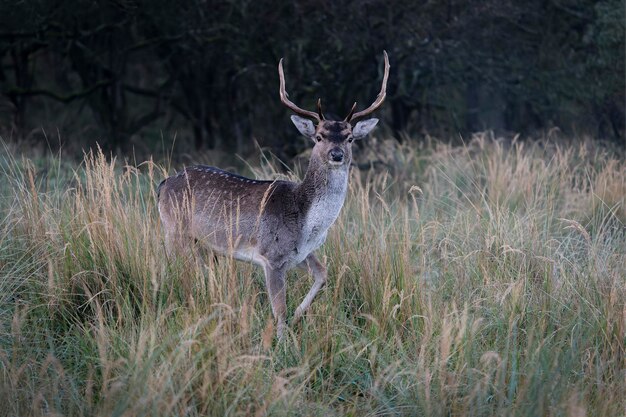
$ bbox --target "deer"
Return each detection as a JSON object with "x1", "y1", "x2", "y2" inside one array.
[{"x1": 157, "y1": 51, "x2": 389, "y2": 339}]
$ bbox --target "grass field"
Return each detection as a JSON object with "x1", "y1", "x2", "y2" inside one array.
[{"x1": 0, "y1": 134, "x2": 624, "y2": 416}]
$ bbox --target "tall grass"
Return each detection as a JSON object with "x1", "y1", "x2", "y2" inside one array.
[{"x1": 0, "y1": 135, "x2": 624, "y2": 416}]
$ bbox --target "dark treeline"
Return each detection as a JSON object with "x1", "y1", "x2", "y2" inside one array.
[{"x1": 0, "y1": 0, "x2": 624, "y2": 157}]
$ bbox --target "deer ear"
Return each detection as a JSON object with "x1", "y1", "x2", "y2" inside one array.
[
  {"x1": 291, "y1": 115, "x2": 316, "y2": 139},
  {"x1": 352, "y1": 118, "x2": 378, "y2": 139}
]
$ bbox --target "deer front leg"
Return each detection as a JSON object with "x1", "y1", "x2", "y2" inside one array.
[
  {"x1": 264, "y1": 265, "x2": 287, "y2": 339},
  {"x1": 293, "y1": 253, "x2": 327, "y2": 322}
]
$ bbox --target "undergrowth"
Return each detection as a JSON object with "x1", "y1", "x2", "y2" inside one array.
[{"x1": 0, "y1": 134, "x2": 624, "y2": 416}]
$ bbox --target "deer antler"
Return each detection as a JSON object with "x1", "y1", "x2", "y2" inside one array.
[
  {"x1": 316, "y1": 98, "x2": 325, "y2": 120},
  {"x1": 345, "y1": 51, "x2": 390, "y2": 122},
  {"x1": 279, "y1": 58, "x2": 321, "y2": 121},
  {"x1": 344, "y1": 102, "x2": 357, "y2": 122}
]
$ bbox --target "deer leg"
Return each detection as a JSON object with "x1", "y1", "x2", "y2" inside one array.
[
  {"x1": 163, "y1": 227, "x2": 184, "y2": 258},
  {"x1": 264, "y1": 265, "x2": 287, "y2": 339},
  {"x1": 293, "y1": 253, "x2": 327, "y2": 322},
  {"x1": 161, "y1": 207, "x2": 191, "y2": 259},
  {"x1": 164, "y1": 224, "x2": 197, "y2": 262}
]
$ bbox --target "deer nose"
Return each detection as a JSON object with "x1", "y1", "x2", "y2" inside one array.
[{"x1": 329, "y1": 148, "x2": 344, "y2": 163}]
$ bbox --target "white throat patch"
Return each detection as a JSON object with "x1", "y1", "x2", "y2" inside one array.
[{"x1": 296, "y1": 169, "x2": 348, "y2": 263}]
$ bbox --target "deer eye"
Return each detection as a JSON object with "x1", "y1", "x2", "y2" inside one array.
[
  {"x1": 315, "y1": 135, "x2": 323, "y2": 142},
  {"x1": 347, "y1": 136, "x2": 354, "y2": 143}
]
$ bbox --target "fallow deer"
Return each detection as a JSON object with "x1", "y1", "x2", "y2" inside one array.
[{"x1": 157, "y1": 52, "x2": 389, "y2": 338}]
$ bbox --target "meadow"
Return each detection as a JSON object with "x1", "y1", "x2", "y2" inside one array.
[{"x1": 0, "y1": 134, "x2": 624, "y2": 416}]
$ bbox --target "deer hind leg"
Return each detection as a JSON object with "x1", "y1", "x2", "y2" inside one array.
[
  {"x1": 163, "y1": 218, "x2": 191, "y2": 259},
  {"x1": 263, "y1": 265, "x2": 287, "y2": 339},
  {"x1": 293, "y1": 253, "x2": 327, "y2": 322},
  {"x1": 161, "y1": 200, "x2": 193, "y2": 259}
]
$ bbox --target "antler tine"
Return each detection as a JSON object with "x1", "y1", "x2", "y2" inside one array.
[
  {"x1": 278, "y1": 58, "x2": 320, "y2": 121},
  {"x1": 317, "y1": 98, "x2": 325, "y2": 120},
  {"x1": 343, "y1": 102, "x2": 357, "y2": 122},
  {"x1": 345, "y1": 50, "x2": 390, "y2": 122}
]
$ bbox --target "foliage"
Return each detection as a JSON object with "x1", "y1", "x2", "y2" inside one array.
[{"x1": 0, "y1": 0, "x2": 624, "y2": 155}]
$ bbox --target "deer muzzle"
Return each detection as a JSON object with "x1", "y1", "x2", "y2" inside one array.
[{"x1": 329, "y1": 148, "x2": 345, "y2": 164}]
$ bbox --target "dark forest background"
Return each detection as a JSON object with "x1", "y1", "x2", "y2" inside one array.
[{"x1": 0, "y1": 0, "x2": 624, "y2": 158}]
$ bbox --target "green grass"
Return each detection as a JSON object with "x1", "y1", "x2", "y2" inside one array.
[{"x1": 0, "y1": 135, "x2": 624, "y2": 416}]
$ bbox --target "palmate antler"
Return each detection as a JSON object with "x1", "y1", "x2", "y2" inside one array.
[{"x1": 279, "y1": 51, "x2": 390, "y2": 123}]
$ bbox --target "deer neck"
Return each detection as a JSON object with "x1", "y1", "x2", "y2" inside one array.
[{"x1": 297, "y1": 157, "x2": 349, "y2": 226}]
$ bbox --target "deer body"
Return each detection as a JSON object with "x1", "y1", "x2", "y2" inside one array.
[
  {"x1": 158, "y1": 53, "x2": 389, "y2": 338},
  {"x1": 159, "y1": 156, "x2": 348, "y2": 266}
]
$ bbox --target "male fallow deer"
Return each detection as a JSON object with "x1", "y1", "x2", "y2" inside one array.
[{"x1": 158, "y1": 52, "x2": 389, "y2": 338}]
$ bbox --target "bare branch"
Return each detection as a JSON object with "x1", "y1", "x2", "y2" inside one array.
[{"x1": 3, "y1": 79, "x2": 111, "y2": 103}]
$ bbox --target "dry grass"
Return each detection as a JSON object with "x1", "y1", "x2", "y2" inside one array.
[{"x1": 0, "y1": 134, "x2": 624, "y2": 416}]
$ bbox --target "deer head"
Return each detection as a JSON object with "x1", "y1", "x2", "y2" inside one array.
[{"x1": 279, "y1": 51, "x2": 390, "y2": 168}]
